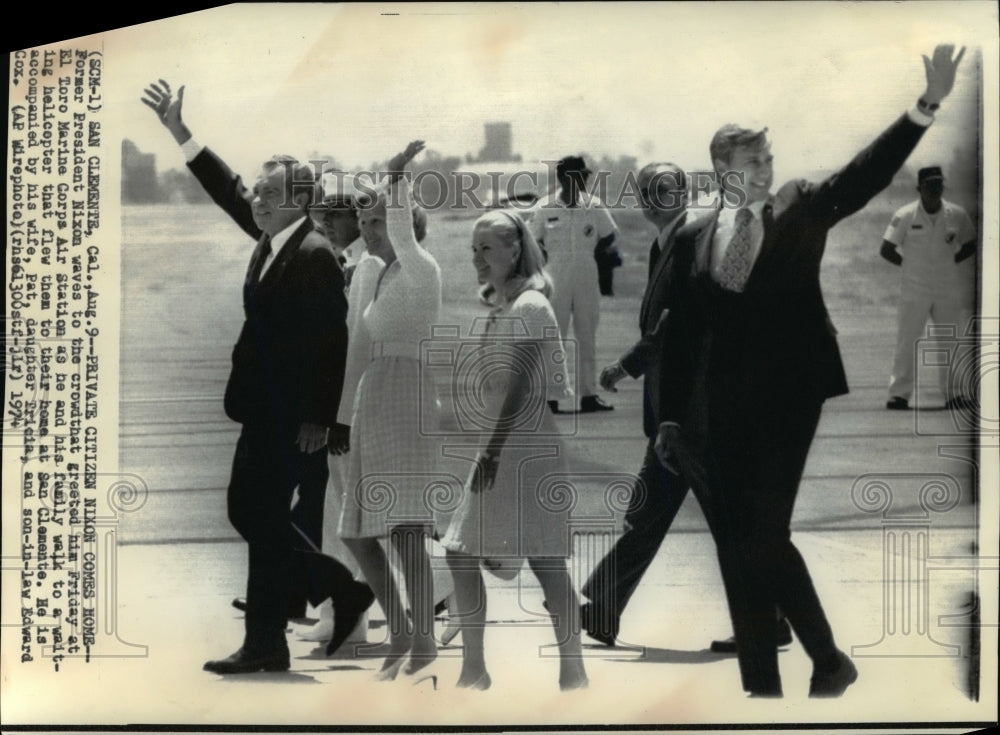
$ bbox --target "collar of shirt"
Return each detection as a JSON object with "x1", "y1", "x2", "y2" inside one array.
[
  {"x1": 916, "y1": 200, "x2": 946, "y2": 223},
  {"x1": 716, "y1": 197, "x2": 767, "y2": 230},
  {"x1": 656, "y1": 210, "x2": 687, "y2": 249},
  {"x1": 342, "y1": 238, "x2": 364, "y2": 268},
  {"x1": 260, "y1": 215, "x2": 307, "y2": 277},
  {"x1": 548, "y1": 190, "x2": 597, "y2": 210},
  {"x1": 710, "y1": 198, "x2": 767, "y2": 277}
]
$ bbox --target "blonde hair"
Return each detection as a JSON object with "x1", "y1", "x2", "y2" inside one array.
[
  {"x1": 475, "y1": 210, "x2": 553, "y2": 306},
  {"x1": 356, "y1": 179, "x2": 429, "y2": 243}
]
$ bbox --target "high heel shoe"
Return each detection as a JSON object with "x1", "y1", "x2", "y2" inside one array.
[
  {"x1": 374, "y1": 653, "x2": 407, "y2": 682},
  {"x1": 457, "y1": 672, "x2": 491, "y2": 691},
  {"x1": 403, "y1": 647, "x2": 438, "y2": 676},
  {"x1": 439, "y1": 616, "x2": 461, "y2": 646},
  {"x1": 412, "y1": 674, "x2": 438, "y2": 690},
  {"x1": 559, "y1": 674, "x2": 589, "y2": 691},
  {"x1": 438, "y1": 592, "x2": 461, "y2": 646}
]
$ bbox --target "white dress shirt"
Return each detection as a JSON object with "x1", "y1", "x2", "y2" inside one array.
[
  {"x1": 710, "y1": 198, "x2": 767, "y2": 283},
  {"x1": 181, "y1": 137, "x2": 304, "y2": 280},
  {"x1": 259, "y1": 216, "x2": 306, "y2": 279}
]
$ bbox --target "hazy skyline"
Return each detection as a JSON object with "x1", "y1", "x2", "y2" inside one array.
[
  {"x1": 7, "y1": 2, "x2": 997, "y2": 188},
  {"x1": 21, "y1": 3, "x2": 996, "y2": 183}
]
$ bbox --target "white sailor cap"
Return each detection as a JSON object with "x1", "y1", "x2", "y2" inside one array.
[{"x1": 320, "y1": 171, "x2": 362, "y2": 206}]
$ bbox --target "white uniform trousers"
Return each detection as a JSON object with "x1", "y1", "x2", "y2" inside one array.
[
  {"x1": 888, "y1": 290, "x2": 973, "y2": 402},
  {"x1": 549, "y1": 261, "x2": 600, "y2": 398}
]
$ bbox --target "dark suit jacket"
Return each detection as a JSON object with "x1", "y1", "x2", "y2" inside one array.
[
  {"x1": 662, "y1": 113, "x2": 927, "y2": 427},
  {"x1": 188, "y1": 148, "x2": 348, "y2": 430},
  {"x1": 619, "y1": 213, "x2": 687, "y2": 437}
]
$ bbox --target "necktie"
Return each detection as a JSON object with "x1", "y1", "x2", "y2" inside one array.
[
  {"x1": 251, "y1": 235, "x2": 273, "y2": 283},
  {"x1": 717, "y1": 208, "x2": 754, "y2": 292}
]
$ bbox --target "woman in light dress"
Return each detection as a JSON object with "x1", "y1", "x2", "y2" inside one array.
[
  {"x1": 440, "y1": 209, "x2": 589, "y2": 691},
  {"x1": 338, "y1": 142, "x2": 442, "y2": 680}
]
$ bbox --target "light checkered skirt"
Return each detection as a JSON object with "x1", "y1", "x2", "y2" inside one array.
[{"x1": 338, "y1": 356, "x2": 441, "y2": 538}]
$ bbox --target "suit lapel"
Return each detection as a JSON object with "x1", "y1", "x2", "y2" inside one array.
[
  {"x1": 693, "y1": 211, "x2": 719, "y2": 275},
  {"x1": 640, "y1": 213, "x2": 689, "y2": 325},
  {"x1": 256, "y1": 218, "x2": 313, "y2": 294},
  {"x1": 744, "y1": 196, "x2": 777, "y2": 294},
  {"x1": 639, "y1": 237, "x2": 661, "y2": 327},
  {"x1": 243, "y1": 233, "x2": 271, "y2": 306}
]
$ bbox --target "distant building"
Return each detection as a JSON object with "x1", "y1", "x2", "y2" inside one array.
[
  {"x1": 473, "y1": 122, "x2": 521, "y2": 164},
  {"x1": 122, "y1": 139, "x2": 159, "y2": 203},
  {"x1": 452, "y1": 122, "x2": 540, "y2": 207},
  {"x1": 452, "y1": 160, "x2": 551, "y2": 208}
]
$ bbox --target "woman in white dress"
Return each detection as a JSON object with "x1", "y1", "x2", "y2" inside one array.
[
  {"x1": 441, "y1": 210, "x2": 588, "y2": 691},
  {"x1": 338, "y1": 143, "x2": 443, "y2": 679}
]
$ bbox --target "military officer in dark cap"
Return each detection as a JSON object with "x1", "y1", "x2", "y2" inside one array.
[{"x1": 881, "y1": 165, "x2": 977, "y2": 410}]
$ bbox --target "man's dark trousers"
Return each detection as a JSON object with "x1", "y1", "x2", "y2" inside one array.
[{"x1": 581, "y1": 443, "x2": 688, "y2": 638}]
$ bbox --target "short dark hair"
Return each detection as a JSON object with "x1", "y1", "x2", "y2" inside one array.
[
  {"x1": 557, "y1": 155, "x2": 591, "y2": 178},
  {"x1": 261, "y1": 155, "x2": 321, "y2": 210},
  {"x1": 709, "y1": 124, "x2": 769, "y2": 168},
  {"x1": 637, "y1": 162, "x2": 687, "y2": 191}
]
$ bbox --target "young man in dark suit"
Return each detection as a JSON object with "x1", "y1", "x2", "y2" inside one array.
[
  {"x1": 583, "y1": 163, "x2": 790, "y2": 650},
  {"x1": 142, "y1": 81, "x2": 373, "y2": 672},
  {"x1": 655, "y1": 45, "x2": 965, "y2": 697}
]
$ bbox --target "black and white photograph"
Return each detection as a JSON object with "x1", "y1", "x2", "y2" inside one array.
[{"x1": 3, "y1": 2, "x2": 998, "y2": 731}]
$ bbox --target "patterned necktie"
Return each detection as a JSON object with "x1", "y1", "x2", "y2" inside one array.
[{"x1": 717, "y1": 207, "x2": 754, "y2": 292}]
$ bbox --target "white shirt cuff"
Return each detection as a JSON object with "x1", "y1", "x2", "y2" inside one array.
[
  {"x1": 180, "y1": 137, "x2": 204, "y2": 162},
  {"x1": 907, "y1": 107, "x2": 934, "y2": 127}
]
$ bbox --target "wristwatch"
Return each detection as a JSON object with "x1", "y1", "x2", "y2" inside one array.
[{"x1": 917, "y1": 97, "x2": 940, "y2": 115}]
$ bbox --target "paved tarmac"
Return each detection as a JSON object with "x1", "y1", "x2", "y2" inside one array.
[
  {"x1": 111, "y1": 312, "x2": 994, "y2": 728},
  {"x1": 8, "y1": 209, "x2": 993, "y2": 731}
]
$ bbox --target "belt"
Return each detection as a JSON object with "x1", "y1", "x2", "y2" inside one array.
[{"x1": 370, "y1": 340, "x2": 420, "y2": 360}]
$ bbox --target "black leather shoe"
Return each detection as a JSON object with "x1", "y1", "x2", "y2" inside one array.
[
  {"x1": 326, "y1": 581, "x2": 376, "y2": 655},
  {"x1": 809, "y1": 650, "x2": 858, "y2": 697},
  {"x1": 230, "y1": 596, "x2": 307, "y2": 620},
  {"x1": 547, "y1": 400, "x2": 560, "y2": 414},
  {"x1": 885, "y1": 396, "x2": 910, "y2": 410},
  {"x1": 747, "y1": 689, "x2": 783, "y2": 698},
  {"x1": 203, "y1": 645, "x2": 290, "y2": 674},
  {"x1": 580, "y1": 602, "x2": 617, "y2": 647},
  {"x1": 709, "y1": 635, "x2": 737, "y2": 653},
  {"x1": 945, "y1": 395, "x2": 976, "y2": 411},
  {"x1": 580, "y1": 395, "x2": 614, "y2": 413},
  {"x1": 710, "y1": 618, "x2": 793, "y2": 653}
]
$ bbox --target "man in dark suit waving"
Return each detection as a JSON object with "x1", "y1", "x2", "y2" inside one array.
[
  {"x1": 656, "y1": 45, "x2": 965, "y2": 697},
  {"x1": 142, "y1": 81, "x2": 368, "y2": 673}
]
